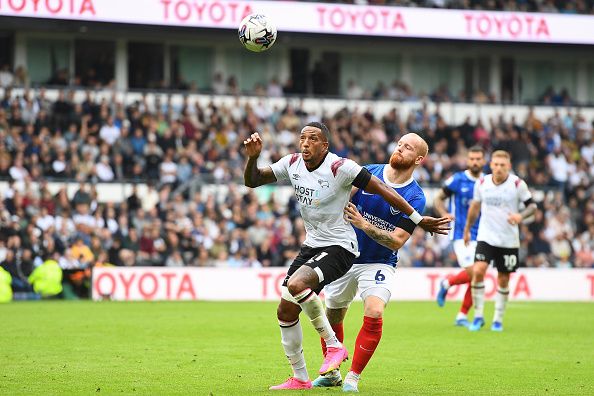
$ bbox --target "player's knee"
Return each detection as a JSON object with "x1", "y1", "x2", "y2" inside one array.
[
  {"x1": 326, "y1": 308, "x2": 346, "y2": 325},
  {"x1": 364, "y1": 306, "x2": 384, "y2": 319},
  {"x1": 276, "y1": 303, "x2": 298, "y2": 322},
  {"x1": 286, "y1": 279, "x2": 306, "y2": 296}
]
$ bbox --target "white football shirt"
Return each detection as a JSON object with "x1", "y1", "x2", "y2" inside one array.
[
  {"x1": 270, "y1": 152, "x2": 362, "y2": 256},
  {"x1": 473, "y1": 174, "x2": 532, "y2": 248}
]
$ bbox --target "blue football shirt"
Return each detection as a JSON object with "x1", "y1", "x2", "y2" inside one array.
[
  {"x1": 351, "y1": 164, "x2": 426, "y2": 267},
  {"x1": 443, "y1": 170, "x2": 481, "y2": 240}
]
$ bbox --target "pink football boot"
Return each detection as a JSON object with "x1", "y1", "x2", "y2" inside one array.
[
  {"x1": 319, "y1": 345, "x2": 348, "y2": 375},
  {"x1": 269, "y1": 377, "x2": 313, "y2": 390}
]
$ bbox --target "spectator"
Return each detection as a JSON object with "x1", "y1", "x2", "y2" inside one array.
[
  {"x1": 0, "y1": 64, "x2": 14, "y2": 88},
  {"x1": 99, "y1": 116, "x2": 121, "y2": 145}
]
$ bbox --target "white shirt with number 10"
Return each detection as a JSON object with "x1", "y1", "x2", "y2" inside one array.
[
  {"x1": 270, "y1": 152, "x2": 362, "y2": 256},
  {"x1": 473, "y1": 174, "x2": 532, "y2": 248}
]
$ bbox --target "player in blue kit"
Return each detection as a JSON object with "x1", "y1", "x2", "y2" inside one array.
[
  {"x1": 312, "y1": 133, "x2": 429, "y2": 392},
  {"x1": 434, "y1": 146, "x2": 486, "y2": 326}
]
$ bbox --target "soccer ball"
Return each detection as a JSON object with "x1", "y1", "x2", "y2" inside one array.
[{"x1": 238, "y1": 14, "x2": 277, "y2": 53}]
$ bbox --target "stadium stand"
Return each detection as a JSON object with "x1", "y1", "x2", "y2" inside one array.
[{"x1": 0, "y1": 84, "x2": 592, "y2": 300}]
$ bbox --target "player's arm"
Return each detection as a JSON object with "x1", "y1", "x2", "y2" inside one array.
[
  {"x1": 243, "y1": 132, "x2": 277, "y2": 188},
  {"x1": 508, "y1": 180, "x2": 536, "y2": 225},
  {"x1": 343, "y1": 203, "x2": 412, "y2": 250},
  {"x1": 508, "y1": 199, "x2": 537, "y2": 225},
  {"x1": 463, "y1": 200, "x2": 481, "y2": 245},
  {"x1": 361, "y1": 174, "x2": 450, "y2": 235},
  {"x1": 433, "y1": 188, "x2": 455, "y2": 221}
]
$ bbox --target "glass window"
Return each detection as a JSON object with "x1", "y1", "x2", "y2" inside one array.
[
  {"x1": 170, "y1": 45, "x2": 213, "y2": 91},
  {"x1": 223, "y1": 48, "x2": 282, "y2": 94},
  {"x1": 27, "y1": 38, "x2": 71, "y2": 86},
  {"x1": 340, "y1": 52, "x2": 401, "y2": 98},
  {"x1": 128, "y1": 42, "x2": 164, "y2": 89},
  {"x1": 74, "y1": 39, "x2": 115, "y2": 88},
  {"x1": 518, "y1": 60, "x2": 576, "y2": 104},
  {"x1": 410, "y1": 56, "x2": 463, "y2": 101},
  {"x1": 589, "y1": 65, "x2": 594, "y2": 105}
]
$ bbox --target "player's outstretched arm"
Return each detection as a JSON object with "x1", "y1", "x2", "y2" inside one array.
[
  {"x1": 243, "y1": 132, "x2": 277, "y2": 188},
  {"x1": 344, "y1": 203, "x2": 411, "y2": 250},
  {"x1": 463, "y1": 200, "x2": 481, "y2": 244},
  {"x1": 363, "y1": 175, "x2": 450, "y2": 235}
]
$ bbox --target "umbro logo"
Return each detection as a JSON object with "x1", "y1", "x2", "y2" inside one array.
[
  {"x1": 390, "y1": 207, "x2": 400, "y2": 216},
  {"x1": 292, "y1": 174, "x2": 300, "y2": 180}
]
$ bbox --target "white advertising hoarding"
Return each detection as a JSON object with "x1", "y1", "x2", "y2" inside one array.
[
  {"x1": 92, "y1": 267, "x2": 594, "y2": 302},
  {"x1": 1, "y1": 0, "x2": 594, "y2": 44}
]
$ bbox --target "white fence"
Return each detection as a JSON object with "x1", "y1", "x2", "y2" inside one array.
[{"x1": 91, "y1": 267, "x2": 594, "y2": 302}]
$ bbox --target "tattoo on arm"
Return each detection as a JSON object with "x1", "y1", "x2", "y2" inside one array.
[
  {"x1": 363, "y1": 223, "x2": 399, "y2": 251},
  {"x1": 520, "y1": 203, "x2": 537, "y2": 219}
]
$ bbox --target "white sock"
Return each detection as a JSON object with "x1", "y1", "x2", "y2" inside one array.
[
  {"x1": 345, "y1": 371, "x2": 360, "y2": 384},
  {"x1": 471, "y1": 282, "x2": 485, "y2": 318},
  {"x1": 279, "y1": 318, "x2": 309, "y2": 381},
  {"x1": 455, "y1": 312, "x2": 468, "y2": 321},
  {"x1": 293, "y1": 288, "x2": 341, "y2": 348},
  {"x1": 493, "y1": 287, "x2": 509, "y2": 323}
]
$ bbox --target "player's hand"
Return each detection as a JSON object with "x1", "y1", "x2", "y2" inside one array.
[
  {"x1": 343, "y1": 202, "x2": 366, "y2": 229},
  {"x1": 507, "y1": 213, "x2": 522, "y2": 226},
  {"x1": 418, "y1": 216, "x2": 451, "y2": 235},
  {"x1": 243, "y1": 132, "x2": 263, "y2": 158},
  {"x1": 444, "y1": 213, "x2": 455, "y2": 222},
  {"x1": 463, "y1": 230, "x2": 470, "y2": 246}
]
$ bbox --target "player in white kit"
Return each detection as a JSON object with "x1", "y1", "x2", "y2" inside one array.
[
  {"x1": 463, "y1": 150, "x2": 536, "y2": 332},
  {"x1": 243, "y1": 122, "x2": 450, "y2": 390}
]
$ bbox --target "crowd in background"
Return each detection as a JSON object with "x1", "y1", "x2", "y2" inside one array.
[
  {"x1": 313, "y1": 0, "x2": 594, "y2": 14},
  {"x1": 0, "y1": 88, "x2": 593, "y2": 296}
]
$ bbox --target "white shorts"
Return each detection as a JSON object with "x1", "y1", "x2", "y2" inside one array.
[
  {"x1": 324, "y1": 264, "x2": 396, "y2": 309},
  {"x1": 453, "y1": 239, "x2": 477, "y2": 269}
]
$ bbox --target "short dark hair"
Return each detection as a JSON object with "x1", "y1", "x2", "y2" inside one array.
[
  {"x1": 469, "y1": 145, "x2": 485, "y2": 156},
  {"x1": 305, "y1": 121, "x2": 331, "y2": 142}
]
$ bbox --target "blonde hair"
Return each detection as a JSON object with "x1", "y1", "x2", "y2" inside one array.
[{"x1": 491, "y1": 150, "x2": 511, "y2": 160}]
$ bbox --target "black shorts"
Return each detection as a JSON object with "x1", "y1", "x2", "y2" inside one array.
[
  {"x1": 282, "y1": 245, "x2": 356, "y2": 294},
  {"x1": 474, "y1": 241, "x2": 519, "y2": 273}
]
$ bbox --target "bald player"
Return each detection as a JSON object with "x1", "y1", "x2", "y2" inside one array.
[{"x1": 313, "y1": 133, "x2": 430, "y2": 392}]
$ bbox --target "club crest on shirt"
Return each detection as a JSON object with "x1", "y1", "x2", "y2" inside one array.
[{"x1": 318, "y1": 179, "x2": 330, "y2": 188}]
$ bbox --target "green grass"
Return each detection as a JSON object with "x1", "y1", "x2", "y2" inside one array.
[{"x1": 1, "y1": 301, "x2": 593, "y2": 395}]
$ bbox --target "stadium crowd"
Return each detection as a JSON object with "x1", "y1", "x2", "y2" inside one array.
[{"x1": 0, "y1": 88, "x2": 593, "y2": 297}]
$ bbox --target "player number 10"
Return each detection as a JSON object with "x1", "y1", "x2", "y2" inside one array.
[{"x1": 503, "y1": 254, "x2": 517, "y2": 270}]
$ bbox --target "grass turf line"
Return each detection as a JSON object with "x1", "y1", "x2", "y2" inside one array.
[{"x1": 1, "y1": 301, "x2": 593, "y2": 395}]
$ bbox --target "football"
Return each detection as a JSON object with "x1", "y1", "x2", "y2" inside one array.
[{"x1": 238, "y1": 14, "x2": 277, "y2": 53}]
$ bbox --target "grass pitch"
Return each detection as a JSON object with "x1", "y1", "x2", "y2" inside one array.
[{"x1": 1, "y1": 300, "x2": 593, "y2": 395}]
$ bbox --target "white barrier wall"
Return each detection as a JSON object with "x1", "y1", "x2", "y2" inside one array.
[{"x1": 92, "y1": 267, "x2": 594, "y2": 302}]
